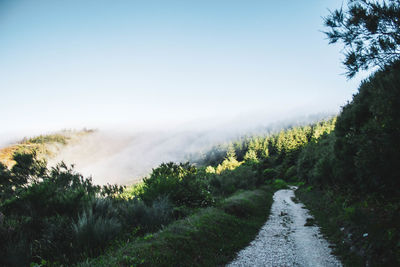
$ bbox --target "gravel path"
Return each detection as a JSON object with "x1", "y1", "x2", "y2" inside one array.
[{"x1": 228, "y1": 186, "x2": 342, "y2": 267}]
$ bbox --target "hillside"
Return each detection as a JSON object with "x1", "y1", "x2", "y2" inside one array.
[{"x1": 0, "y1": 129, "x2": 94, "y2": 168}]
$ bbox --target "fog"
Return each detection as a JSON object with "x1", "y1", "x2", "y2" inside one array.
[{"x1": 45, "y1": 112, "x2": 334, "y2": 185}]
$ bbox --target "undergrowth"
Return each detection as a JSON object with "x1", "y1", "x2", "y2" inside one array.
[
  {"x1": 296, "y1": 187, "x2": 400, "y2": 266},
  {"x1": 78, "y1": 187, "x2": 275, "y2": 267}
]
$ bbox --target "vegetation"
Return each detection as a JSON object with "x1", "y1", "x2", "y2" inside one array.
[
  {"x1": 0, "y1": 134, "x2": 283, "y2": 266},
  {"x1": 324, "y1": 0, "x2": 400, "y2": 78},
  {"x1": 294, "y1": 60, "x2": 400, "y2": 266},
  {"x1": 296, "y1": 186, "x2": 399, "y2": 266},
  {"x1": 0, "y1": 130, "x2": 93, "y2": 168},
  {"x1": 79, "y1": 188, "x2": 274, "y2": 266}
]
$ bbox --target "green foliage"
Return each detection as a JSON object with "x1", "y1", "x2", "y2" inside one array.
[
  {"x1": 141, "y1": 162, "x2": 213, "y2": 208},
  {"x1": 78, "y1": 188, "x2": 274, "y2": 267},
  {"x1": 271, "y1": 179, "x2": 288, "y2": 190},
  {"x1": 324, "y1": 0, "x2": 400, "y2": 78},
  {"x1": 220, "y1": 190, "x2": 265, "y2": 218},
  {"x1": 119, "y1": 182, "x2": 145, "y2": 200},
  {"x1": 284, "y1": 165, "x2": 297, "y2": 181},
  {"x1": 0, "y1": 152, "x2": 47, "y2": 201},
  {"x1": 296, "y1": 133, "x2": 336, "y2": 185},
  {"x1": 297, "y1": 187, "x2": 400, "y2": 266},
  {"x1": 118, "y1": 196, "x2": 173, "y2": 233},
  {"x1": 72, "y1": 209, "x2": 122, "y2": 255},
  {"x1": 210, "y1": 165, "x2": 260, "y2": 196},
  {"x1": 263, "y1": 168, "x2": 278, "y2": 180},
  {"x1": 334, "y1": 60, "x2": 400, "y2": 196},
  {"x1": 293, "y1": 64, "x2": 400, "y2": 265}
]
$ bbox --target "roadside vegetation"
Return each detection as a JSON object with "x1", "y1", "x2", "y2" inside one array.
[{"x1": 79, "y1": 188, "x2": 275, "y2": 266}]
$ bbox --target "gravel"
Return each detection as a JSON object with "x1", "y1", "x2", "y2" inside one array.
[{"x1": 228, "y1": 186, "x2": 342, "y2": 267}]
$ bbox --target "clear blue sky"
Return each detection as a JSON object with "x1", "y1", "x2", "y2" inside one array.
[{"x1": 1, "y1": 0, "x2": 363, "y2": 137}]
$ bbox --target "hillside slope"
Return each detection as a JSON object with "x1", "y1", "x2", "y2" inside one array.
[{"x1": 0, "y1": 129, "x2": 94, "y2": 168}]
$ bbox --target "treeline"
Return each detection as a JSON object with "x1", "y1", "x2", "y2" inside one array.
[{"x1": 199, "y1": 118, "x2": 336, "y2": 183}]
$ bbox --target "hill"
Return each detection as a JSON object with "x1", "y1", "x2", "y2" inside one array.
[{"x1": 0, "y1": 129, "x2": 94, "y2": 168}]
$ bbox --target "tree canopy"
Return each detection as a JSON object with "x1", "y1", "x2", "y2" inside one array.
[{"x1": 324, "y1": 0, "x2": 400, "y2": 78}]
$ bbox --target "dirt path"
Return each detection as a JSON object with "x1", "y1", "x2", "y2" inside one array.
[{"x1": 228, "y1": 186, "x2": 342, "y2": 267}]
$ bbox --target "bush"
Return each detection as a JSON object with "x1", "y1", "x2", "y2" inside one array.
[
  {"x1": 118, "y1": 198, "x2": 147, "y2": 228},
  {"x1": 263, "y1": 168, "x2": 278, "y2": 180},
  {"x1": 118, "y1": 196, "x2": 173, "y2": 233},
  {"x1": 141, "y1": 162, "x2": 212, "y2": 208},
  {"x1": 271, "y1": 179, "x2": 288, "y2": 190},
  {"x1": 142, "y1": 196, "x2": 173, "y2": 231},
  {"x1": 220, "y1": 190, "x2": 259, "y2": 218},
  {"x1": 72, "y1": 209, "x2": 122, "y2": 255},
  {"x1": 210, "y1": 165, "x2": 259, "y2": 196},
  {"x1": 284, "y1": 165, "x2": 297, "y2": 181}
]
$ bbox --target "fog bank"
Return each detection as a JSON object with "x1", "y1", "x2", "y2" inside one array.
[{"x1": 48, "y1": 112, "x2": 333, "y2": 185}]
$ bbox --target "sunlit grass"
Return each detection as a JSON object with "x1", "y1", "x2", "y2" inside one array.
[{"x1": 0, "y1": 129, "x2": 94, "y2": 168}]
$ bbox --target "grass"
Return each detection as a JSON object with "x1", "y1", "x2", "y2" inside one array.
[
  {"x1": 0, "y1": 130, "x2": 93, "y2": 168},
  {"x1": 0, "y1": 143, "x2": 46, "y2": 167},
  {"x1": 78, "y1": 187, "x2": 275, "y2": 266},
  {"x1": 296, "y1": 186, "x2": 400, "y2": 266}
]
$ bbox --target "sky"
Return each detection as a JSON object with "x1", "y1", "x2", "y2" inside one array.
[{"x1": 0, "y1": 0, "x2": 365, "y2": 140}]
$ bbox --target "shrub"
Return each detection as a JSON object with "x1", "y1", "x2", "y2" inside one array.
[
  {"x1": 284, "y1": 165, "x2": 297, "y2": 181},
  {"x1": 72, "y1": 209, "x2": 122, "y2": 255},
  {"x1": 263, "y1": 168, "x2": 278, "y2": 180},
  {"x1": 118, "y1": 198, "x2": 147, "y2": 228},
  {"x1": 220, "y1": 191, "x2": 258, "y2": 218},
  {"x1": 141, "y1": 196, "x2": 173, "y2": 231},
  {"x1": 141, "y1": 162, "x2": 212, "y2": 208},
  {"x1": 120, "y1": 183, "x2": 145, "y2": 200},
  {"x1": 211, "y1": 165, "x2": 258, "y2": 196},
  {"x1": 272, "y1": 179, "x2": 287, "y2": 190},
  {"x1": 118, "y1": 196, "x2": 174, "y2": 233}
]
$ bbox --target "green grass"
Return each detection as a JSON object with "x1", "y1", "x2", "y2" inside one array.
[
  {"x1": 296, "y1": 187, "x2": 400, "y2": 267},
  {"x1": 78, "y1": 187, "x2": 275, "y2": 266}
]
